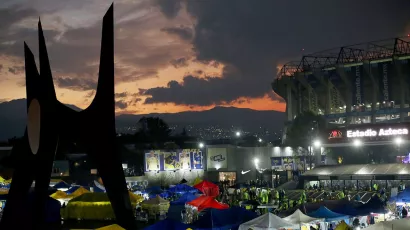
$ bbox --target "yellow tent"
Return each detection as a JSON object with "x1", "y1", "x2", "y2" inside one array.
[
  {"x1": 0, "y1": 176, "x2": 6, "y2": 183},
  {"x1": 50, "y1": 190, "x2": 67, "y2": 199},
  {"x1": 335, "y1": 220, "x2": 349, "y2": 230},
  {"x1": 68, "y1": 187, "x2": 90, "y2": 198},
  {"x1": 96, "y1": 224, "x2": 125, "y2": 230}
]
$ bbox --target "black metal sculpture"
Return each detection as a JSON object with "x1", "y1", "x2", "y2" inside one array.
[{"x1": 0, "y1": 4, "x2": 137, "y2": 229}]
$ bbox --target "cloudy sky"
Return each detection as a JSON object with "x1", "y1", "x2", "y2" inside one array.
[{"x1": 0, "y1": 0, "x2": 409, "y2": 114}]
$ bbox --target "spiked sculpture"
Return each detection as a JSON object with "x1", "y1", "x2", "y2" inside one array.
[{"x1": 0, "y1": 4, "x2": 137, "y2": 229}]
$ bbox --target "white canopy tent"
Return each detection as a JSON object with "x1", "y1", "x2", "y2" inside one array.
[
  {"x1": 238, "y1": 213, "x2": 299, "y2": 230},
  {"x1": 283, "y1": 209, "x2": 324, "y2": 224},
  {"x1": 364, "y1": 219, "x2": 410, "y2": 230}
]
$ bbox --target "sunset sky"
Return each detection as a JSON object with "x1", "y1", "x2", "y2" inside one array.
[{"x1": 1, "y1": 0, "x2": 409, "y2": 114}]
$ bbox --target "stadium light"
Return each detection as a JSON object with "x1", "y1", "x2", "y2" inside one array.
[
  {"x1": 395, "y1": 137, "x2": 403, "y2": 145},
  {"x1": 313, "y1": 140, "x2": 321, "y2": 148},
  {"x1": 254, "y1": 158, "x2": 259, "y2": 165},
  {"x1": 353, "y1": 139, "x2": 362, "y2": 147},
  {"x1": 235, "y1": 131, "x2": 241, "y2": 137},
  {"x1": 198, "y1": 142, "x2": 204, "y2": 148},
  {"x1": 258, "y1": 138, "x2": 262, "y2": 143}
]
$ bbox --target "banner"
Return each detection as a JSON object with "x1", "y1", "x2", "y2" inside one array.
[
  {"x1": 145, "y1": 150, "x2": 161, "y2": 171},
  {"x1": 192, "y1": 150, "x2": 204, "y2": 169},
  {"x1": 145, "y1": 149, "x2": 202, "y2": 172},
  {"x1": 351, "y1": 66, "x2": 364, "y2": 105},
  {"x1": 271, "y1": 156, "x2": 305, "y2": 171},
  {"x1": 207, "y1": 148, "x2": 227, "y2": 169},
  {"x1": 163, "y1": 152, "x2": 181, "y2": 170},
  {"x1": 378, "y1": 62, "x2": 392, "y2": 102}
]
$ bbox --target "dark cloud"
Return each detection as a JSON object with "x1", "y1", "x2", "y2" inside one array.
[
  {"x1": 115, "y1": 92, "x2": 128, "y2": 98},
  {"x1": 161, "y1": 26, "x2": 193, "y2": 41},
  {"x1": 115, "y1": 100, "x2": 128, "y2": 109},
  {"x1": 0, "y1": 6, "x2": 37, "y2": 31},
  {"x1": 144, "y1": 0, "x2": 410, "y2": 106},
  {"x1": 8, "y1": 66, "x2": 24, "y2": 75},
  {"x1": 55, "y1": 77, "x2": 97, "y2": 91},
  {"x1": 170, "y1": 57, "x2": 189, "y2": 68},
  {"x1": 155, "y1": 0, "x2": 183, "y2": 19},
  {"x1": 194, "y1": 69, "x2": 203, "y2": 75}
]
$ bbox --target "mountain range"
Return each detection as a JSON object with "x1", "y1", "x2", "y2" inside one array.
[{"x1": 0, "y1": 99, "x2": 286, "y2": 141}]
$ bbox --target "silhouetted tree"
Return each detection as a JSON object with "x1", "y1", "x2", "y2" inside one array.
[
  {"x1": 135, "y1": 117, "x2": 171, "y2": 149},
  {"x1": 286, "y1": 111, "x2": 325, "y2": 169}
]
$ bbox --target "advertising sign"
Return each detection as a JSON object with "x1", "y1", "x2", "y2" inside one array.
[
  {"x1": 145, "y1": 150, "x2": 161, "y2": 171},
  {"x1": 379, "y1": 62, "x2": 392, "y2": 102},
  {"x1": 145, "y1": 149, "x2": 202, "y2": 172},
  {"x1": 207, "y1": 148, "x2": 227, "y2": 169},
  {"x1": 351, "y1": 66, "x2": 364, "y2": 105}
]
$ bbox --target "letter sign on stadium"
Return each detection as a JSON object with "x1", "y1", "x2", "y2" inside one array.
[{"x1": 346, "y1": 128, "x2": 409, "y2": 138}]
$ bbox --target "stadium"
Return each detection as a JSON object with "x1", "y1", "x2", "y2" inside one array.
[{"x1": 272, "y1": 37, "x2": 410, "y2": 148}]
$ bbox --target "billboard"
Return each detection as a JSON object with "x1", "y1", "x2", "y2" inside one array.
[
  {"x1": 144, "y1": 149, "x2": 203, "y2": 172},
  {"x1": 378, "y1": 62, "x2": 392, "y2": 102},
  {"x1": 350, "y1": 66, "x2": 364, "y2": 105},
  {"x1": 207, "y1": 148, "x2": 227, "y2": 169}
]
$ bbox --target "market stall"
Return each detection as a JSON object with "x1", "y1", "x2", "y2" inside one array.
[{"x1": 238, "y1": 213, "x2": 298, "y2": 230}]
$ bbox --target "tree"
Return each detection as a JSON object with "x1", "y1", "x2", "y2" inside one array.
[
  {"x1": 135, "y1": 117, "x2": 171, "y2": 149},
  {"x1": 285, "y1": 111, "x2": 325, "y2": 170}
]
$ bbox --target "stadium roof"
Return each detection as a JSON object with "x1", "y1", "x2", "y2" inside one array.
[
  {"x1": 302, "y1": 163, "x2": 410, "y2": 180},
  {"x1": 277, "y1": 37, "x2": 410, "y2": 79}
]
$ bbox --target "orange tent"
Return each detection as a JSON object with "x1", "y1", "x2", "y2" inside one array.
[{"x1": 186, "y1": 196, "x2": 229, "y2": 212}]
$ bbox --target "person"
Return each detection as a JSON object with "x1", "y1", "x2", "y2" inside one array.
[
  {"x1": 328, "y1": 223, "x2": 334, "y2": 230},
  {"x1": 402, "y1": 206, "x2": 408, "y2": 218}
]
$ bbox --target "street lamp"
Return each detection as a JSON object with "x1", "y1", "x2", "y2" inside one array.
[
  {"x1": 198, "y1": 142, "x2": 204, "y2": 148},
  {"x1": 235, "y1": 131, "x2": 241, "y2": 137},
  {"x1": 258, "y1": 138, "x2": 262, "y2": 143},
  {"x1": 353, "y1": 139, "x2": 362, "y2": 147}
]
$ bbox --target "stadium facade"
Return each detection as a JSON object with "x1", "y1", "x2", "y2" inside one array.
[{"x1": 272, "y1": 37, "x2": 410, "y2": 147}]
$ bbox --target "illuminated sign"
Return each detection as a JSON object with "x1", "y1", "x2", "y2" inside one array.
[
  {"x1": 329, "y1": 130, "x2": 343, "y2": 139},
  {"x1": 346, "y1": 128, "x2": 409, "y2": 138}
]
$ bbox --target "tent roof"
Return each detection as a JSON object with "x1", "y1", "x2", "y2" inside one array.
[
  {"x1": 193, "y1": 180, "x2": 218, "y2": 189},
  {"x1": 53, "y1": 181, "x2": 70, "y2": 189},
  {"x1": 308, "y1": 206, "x2": 349, "y2": 221},
  {"x1": 239, "y1": 213, "x2": 297, "y2": 230},
  {"x1": 143, "y1": 219, "x2": 191, "y2": 230},
  {"x1": 363, "y1": 219, "x2": 410, "y2": 230},
  {"x1": 186, "y1": 196, "x2": 229, "y2": 212},
  {"x1": 192, "y1": 207, "x2": 257, "y2": 229},
  {"x1": 141, "y1": 195, "x2": 169, "y2": 205},
  {"x1": 283, "y1": 209, "x2": 323, "y2": 224},
  {"x1": 303, "y1": 163, "x2": 410, "y2": 176},
  {"x1": 168, "y1": 184, "x2": 198, "y2": 193},
  {"x1": 170, "y1": 193, "x2": 198, "y2": 205}
]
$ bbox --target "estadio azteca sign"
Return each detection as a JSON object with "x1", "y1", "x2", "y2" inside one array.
[{"x1": 347, "y1": 128, "x2": 409, "y2": 138}]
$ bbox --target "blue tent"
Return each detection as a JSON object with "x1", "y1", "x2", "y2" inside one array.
[
  {"x1": 53, "y1": 181, "x2": 70, "y2": 189},
  {"x1": 27, "y1": 193, "x2": 61, "y2": 223},
  {"x1": 144, "y1": 219, "x2": 191, "y2": 230},
  {"x1": 150, "y1": 191, "x2": 172, "y2": 199},
  {"x1": 168, "y1": 184, "x2": 199, "y2": 194},
  {"x1": 192, "y1": 207, "x2": 257, "y2": 230},
  {"x1": 357, "y1": 196, "x2": 386, "y2": 215},
  {"x1": 65, "y1": 186, "x2": 80, "y2": 195},
  {"x1": 171, "y1": 193, "x2": 198, "y2": 205},
  {"x1": 389, "y1": 188, "x2": 410, "y2": 203},
  {"x1": 332, "y1": 204, "x2": 359, "y2": 216},
  {"x1": 308, "y1": 206, "x2": 349, "y2": 222}
]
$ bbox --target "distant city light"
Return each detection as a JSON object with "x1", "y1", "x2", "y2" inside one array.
[
  {"x1": 353, "y1": 139, "x2": 362, "y2": 147},
  {"x1": 395, "y1": 137, "x2": 403, "y2": 145},
  {"x1": 198, "y1": 142, "x2": 204, "y2": 148}
]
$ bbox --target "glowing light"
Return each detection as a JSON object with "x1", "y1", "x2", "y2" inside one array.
[
  {"x1": 258, "y1": 138, "x2": 262, "y2": 143},
  {"x1": 353, "y1": 139, "x2": 362, "y2": 147},
  {"x1": 198, "y1": 142, "x2": 204, "y2": 148},
  {"x1": 254, "y1": 158, "x2": 259, "y2": 165},
  {"x1": 235, "y1": 131, "x2": 241, "y2": 137},
  {"x1": 313, "y1": 140, "x2": 321, "y2": 148},
  {"x1": 395, "y1": 137, "x2": 403, "y2": 145}
]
